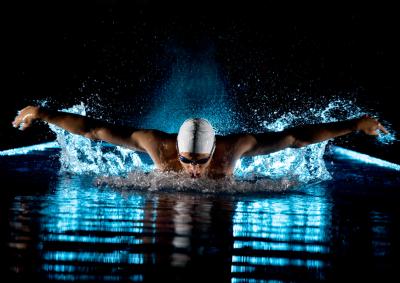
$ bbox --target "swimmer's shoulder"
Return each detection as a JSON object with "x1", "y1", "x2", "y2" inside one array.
[
  {"x1": 141, "y1": 130, "x2": 177, "y2": 145},
  {"x1": 215, "y1": 133, "x2": 257, "y2": 161},
  {"x1": 150, "y1": 130, "x2": 178, "y2": 159},
  {"x1": 136, "y1": 130, "x2": 177, "y2": 162},
  {"x1": 215, "y1": 133, "x2": 252, "y2": 149},
  {"x1": 143, "y1": 130, "x2": 178, "y2": 171}
]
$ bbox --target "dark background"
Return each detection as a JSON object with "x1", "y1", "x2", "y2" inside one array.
[{"x1": 2, "y1": 1, "x2": 399, "y2": 163}]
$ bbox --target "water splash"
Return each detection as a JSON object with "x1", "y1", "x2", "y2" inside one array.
[
  {"x1": 234, "y1": 143, "x2": 329, "y2": 182},
  {"x1": 235, "y1": 110, "x2": 331, "y2": 182},
  {"x1": 318, "y1": 100, "x2": 396, "y2": 145},
  {"x1": 48, "y1": 103, "x2": 153, "y2": 175},
  {"x1": 95, "y1": 171, "x2": 296, "y2": 194},
  {"x1": 232, "y1": 99, "x2": 396, "y2": 182},
  {"x1": 44, "y1": 99, "x2": 395, "y2": 189}
]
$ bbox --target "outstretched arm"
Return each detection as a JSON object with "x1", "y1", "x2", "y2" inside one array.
[
  {"x1": 240, "y1": 115, "x2": 388, "y2": 156},
  {"x1": 12, "y1": 106, "x2": 162, "y2": 152}
]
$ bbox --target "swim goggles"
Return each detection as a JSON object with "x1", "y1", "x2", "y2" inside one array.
[{"x1": 177, "y1": 141, "x2": 216, "y2": 165}]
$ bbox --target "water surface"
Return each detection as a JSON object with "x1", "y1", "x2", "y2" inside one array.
[{"x1": 1, "y1": 147, "x2": 399, "y2": 282}]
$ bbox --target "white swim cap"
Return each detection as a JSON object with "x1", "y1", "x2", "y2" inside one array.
[{"x1": 177, "y1": 118, "x2": 215, "y2": 154}]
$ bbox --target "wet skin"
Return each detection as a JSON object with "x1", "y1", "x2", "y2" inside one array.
[
  {"x1": 13, "y1": 106, "x2": 388, "y2": 179},
  {"x1": 178, "y1": 152, "x2": 213, "y2": 178}
]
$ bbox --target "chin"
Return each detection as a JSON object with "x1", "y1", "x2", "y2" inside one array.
[{"x1": 189, "y1": 173, "x2": 204, "y2": 178}]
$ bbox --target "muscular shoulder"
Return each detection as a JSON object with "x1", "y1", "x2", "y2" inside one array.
[
  {"x1": 134, "y1": 130, "x2": 177, "y2": 164},
  {"x1": 217, "y1": 134, "x2": 256, "y2": 153},
  {"x1": 213, "y1": 134, "x2": 255, "y2": 163},
  {"x1": 131, "y1": 129, "x2": 174, "y2": 147}
]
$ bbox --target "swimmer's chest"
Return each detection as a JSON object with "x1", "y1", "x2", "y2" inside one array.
[
  {"x1": 208, "y1": 148, "x2": 237, "y2": 175},
  {"x1": 159, "y1": 158, "x2": 235, "y2": 177},
  {"x1": 152, "y1": 139, "x2": 238, "y2": 175}
]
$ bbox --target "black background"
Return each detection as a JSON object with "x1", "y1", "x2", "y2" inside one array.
[{"x1": 2, "y1": 0, "x2": 399, "y2": 163}]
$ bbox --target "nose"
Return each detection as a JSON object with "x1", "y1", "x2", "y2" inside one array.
[{"x1": 189, "y1": 164, "x2": 201, "y2": 178}]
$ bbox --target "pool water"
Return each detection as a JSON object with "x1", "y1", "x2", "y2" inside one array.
[{"x1": 1, "y1": 147, "x2": 399, "y2": 282}]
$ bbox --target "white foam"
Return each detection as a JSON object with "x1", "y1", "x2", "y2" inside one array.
[
  {"x1": 95, "y1": 170, "x2": 298, "y2": 194},
  {"x1": 30, "y1": 99, "x2": 396, "y2": 190}
]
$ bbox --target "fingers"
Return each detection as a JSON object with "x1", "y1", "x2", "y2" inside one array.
[
  {"x1": 365, "y1": 116, "x2": 389, "y2": 135},
  {"x1": 12, "y1": 109, "x2": 26, "y2": 128},
  {"x1": 378, "y1": 123, "x2": 389, "y2": 134},
  {"x1": 12, "y1": 107, "x2": 33, "y2": 129},
  {"x1": 12, "y1": 111, "x2": 23, "y2": 128},
  {"x1": 20, "y1": 121, "x2": 31, "y2": 131},
  {"x1": 20, "y1": 106, "x2": 31, "y2": 113},
  {"x1": 366, "y1": 123, "x2": 388, "y2": 136},
  {"x1": 22, "y1": 113, "x2": 33, "y2": 122}
]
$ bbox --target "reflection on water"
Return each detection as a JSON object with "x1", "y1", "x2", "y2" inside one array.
[
  {"x1": 3, "y1": 151, "x2": 400, "y2": 282},
  {"x1": 231, "y1": 195, "x2": 331, "y2": 282}
]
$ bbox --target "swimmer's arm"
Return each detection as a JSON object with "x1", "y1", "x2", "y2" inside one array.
[
  {"x1": 240, "y1": 115, "x2": 388, "y2": 156},
  {"x1": 12, "y1": 106, "x2": 162, "y2": 152}
]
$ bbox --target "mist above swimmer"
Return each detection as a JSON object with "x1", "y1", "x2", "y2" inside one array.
[{"x1": 9, "y1": 39, "x2": 392, "y2": 188}]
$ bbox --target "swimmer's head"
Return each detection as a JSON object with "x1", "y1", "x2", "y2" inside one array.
[{"x1": 177, "y1": 118, "x2": 216, "y2": 178}]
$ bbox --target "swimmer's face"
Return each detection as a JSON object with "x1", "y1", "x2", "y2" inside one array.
[{"x1": 178, "y1": 152, "x2": 212, "y2": 178}]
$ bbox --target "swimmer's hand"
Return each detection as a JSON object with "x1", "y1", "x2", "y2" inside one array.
[
  {"x1": 355, "y1": 115, "x2": 388, "y2": 136},
  {"x1": 12, "y1": 106, "x2": 41, "y2": 130}
]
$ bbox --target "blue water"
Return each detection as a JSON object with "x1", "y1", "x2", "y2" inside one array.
[
  {"x1": 15, "y1": 101, "x2": 391, "y2": 185},
  {"x1": 1, "y1": 145, "x2": 399, "y2": 282},
  {"x1": 3, "y1": 39, "x2": 399, "y2": 282}
]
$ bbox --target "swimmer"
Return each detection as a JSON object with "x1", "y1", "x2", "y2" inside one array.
[{"x1": 12, "y1": 106, "x2": 388, "y2": 178}]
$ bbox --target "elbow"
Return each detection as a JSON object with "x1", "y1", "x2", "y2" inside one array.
[
  {"x1": 288, "y1": 133, "x2": 308, "y2": 148},
  {"x1": 285, "y1": 130, "x2": 308, "y2": 148},
  {"x1": 292, "y1": 140, "x2": 309, "y2": 148},
  {"x1": 83, "y1": 129, "x2": 100, "y2": 141}
]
